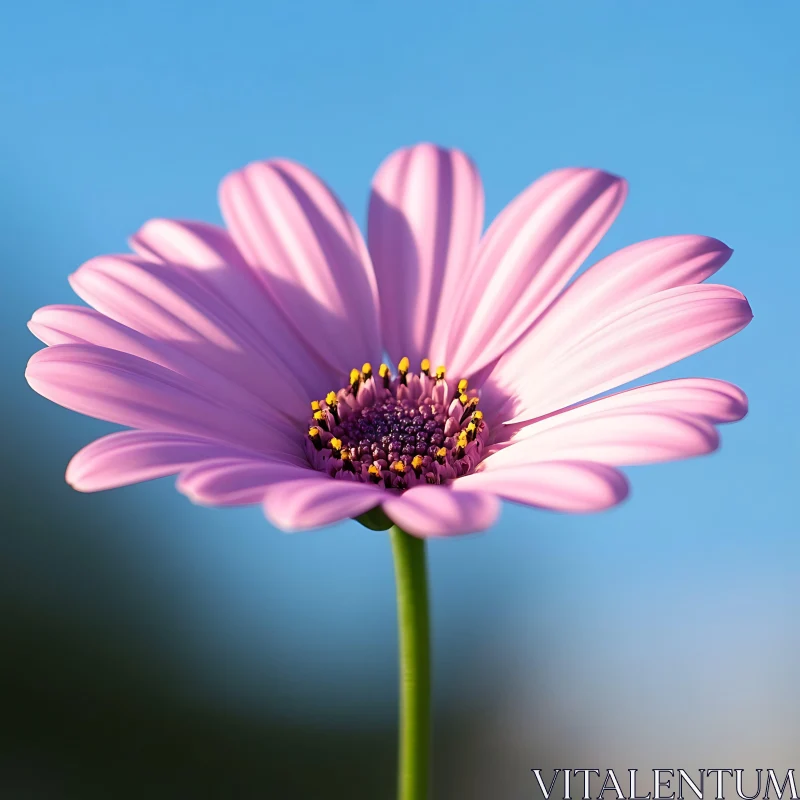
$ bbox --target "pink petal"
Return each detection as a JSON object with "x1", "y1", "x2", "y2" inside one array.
[
  {"x1": 484, "y1": 410, "x2": 719, "y2": 469},
  {"x1": 219, "y1": 159, "x2": 382, "y2": 375},
  {"x1": 600, "y1": 377, "x2": 747, "y2": 422},
  {"x1": 29, "y1": 305, "x2": 304, "y2": 425},
  {"x1": 382, "y1": 485, "x2": 500, "y2": 538},
  {"x1": 454, "y1": 461, "x2": 629, "y2": 513},
  {"x1": 69, "y1": 255, "x2": 313, "y2": 420},
  {"x1": 491, "y1": 283, "x2": 752, "y2": 423},
  {"x1": 506, "y1": 377, "x2": 748, "y2": 435},
  {"x1": 484, "y1": 377, "x2": 747, "y2": 469},
  {"x1": 177, "y1": 457, "x2": 316, "y2": 506},
  {"x1": 26, "y1": 344, "x2": 301, "y2": 456},
  {"x1": 367, "y1": 144, "x2": 484, "y2": 367},
  {"x1": 66, "y1": 430, "x2": 274, "y2": 492},
  {"x1": 262, "y1": 477, "x2": 385, "y2": 531},
  {"x1": 447, "y1": 167, "x2": 627, "y2": 376},
  {"x1": 130, "y1": 218, "x2": 251, "y2": 271},
  {"x1": 490, "y1": 235, "x2": 733, "y2": 382},
  {"x1": 128, "y1": 218, "x2": 339, "y2": 399}
]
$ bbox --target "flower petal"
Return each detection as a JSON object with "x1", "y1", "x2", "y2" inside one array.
[
  {"x1": 66, "y1": 431, "x2": 276, "y2": 492},
  {"x1": 367, "y1": 144, "x2": 484, "y2": 367},
  {"x1": 448, "y1": 167, "x2": 627, "y2": 376},
  {"x1": 490, "y1": 284, "x2": 752, "y2": 423},
  {"x1": 454, "y1": 461, "x2": 629, "y2": 513},
  {"x1": 69, "y1": 255, "x2": 313, "y2": 420},
  {"x1": 219, "y1": 159, "x2": 382, "y2": 374},
  {"x1": 130, "y1": 218, "x2": 250, "y2": 271},
  {"x1": 25, "y1": 344, "x2": 301, "y2": 456},
  {"x1": 490, "y1": 235, "x2": 733, "y2": 383},
  {"x1": 262, "y1": 477, "x2": 385, "y2": 531},
  {"x1": 594, "y1": 377, "x2": 748, "y2": 422},
  {"x1": 29, "y1": 305, "x2": 305, "y2": 424},
  {"x1": 177, "y1": 457, "x2": 316, "y2": 506},
  {"x1": 381, "y1": 485, "x2": 500, "y2": 537},
  {"x1": 505, "y1": 377, "x2": 747, "y2": 435},
  {"x1": 485, "y1": 410, "x2": 719, "y2": 468},
  {"x1": 129, "y1": 217, "x2": 339, "y2": 398},
  {"x1": 484, "y1": 377, "x2": 748, "y2": 468}
]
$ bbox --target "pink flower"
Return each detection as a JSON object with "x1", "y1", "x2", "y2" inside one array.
[{"x1": 25, "y1": 144, "x2": 752, "y2": 537}]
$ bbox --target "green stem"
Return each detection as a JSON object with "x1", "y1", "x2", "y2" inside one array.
[{"x1": 390, "y1": 525, "x2": 431, "y2": 800}]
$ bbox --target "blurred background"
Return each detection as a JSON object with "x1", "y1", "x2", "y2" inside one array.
[{"x1": 2, "y1": 1, "x2": 798, "y2": 797}]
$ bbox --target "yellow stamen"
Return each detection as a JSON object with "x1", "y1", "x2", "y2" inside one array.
[
  {"x1": 311, "y1": 400, "x2": 321, "y2": 412},
  {"x1": 398, "y1": 356, "x2": 410, "y2": 385},
  {"x1": 435, "y1": 447, "x2": 447, "y2": 464},
  {"x1": 459, "y1": 396, "x2": 479, "y2": 423},
  {"x1": 411, "y1": 455, "x2": 424, "y2": 475},
  {"x1": 391, "y1": 460, "x2": 406, "y2": 474},
  {"x1": 473, "y1": 410, "x2": 483, "y2": 421},
  {"x1": 368, "y1": 464, "x2": 381, "y2": 482},
  {"x1": 361, "y1": 362, "x2": 373, "y2": 379},
  {"x1": 467, "y1": 422, "x2": 477, "y2": 441},
  {"x1": 435, "y1": 365, "x2": 446, "y2": 381},
  {"x1": 350, "y1": 368, "x2": 362, "y2": 396},
  {"x1": 420, "y1": 358, "x2": 431, "y2": 376},
  {"x1": 379, "y1": 362, "x2": 391, "y2": 389},
  {"x1": 341, "y1": 448, "x2": 357, "y2": 472},
  {"x1": 308, "y1": 426, "x2": 323, "y2": 450},
  {"x1": 325, "y1": 390, "x2": 342, "y2": 423},
  {"x1": 329, "y1": 437, "x2": 343, "y2": 456},
  {"x1": 457, "y1": 431, "x2": 468, "y2": 448},
  {"x1": 313, "y1": 410, "x2": 328, "y2": 431},
  {"x1": 459, "y1": 393, "x2": 469, "y2": 406},
  {"x1": 457, "y1": 379, "x2": 468, "y2": 393}
]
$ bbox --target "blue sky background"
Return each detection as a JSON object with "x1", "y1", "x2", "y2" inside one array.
[{"x1": 2, "y1": 0, "x2": 798, "y2": 749}]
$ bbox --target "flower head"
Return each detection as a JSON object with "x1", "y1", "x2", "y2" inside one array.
[
  {"x1": 26, "y1": 144, "x2": 752, "y2": 536},
  {"x1": 304, "y1": 357, "x2": 487, "y2": 489}
]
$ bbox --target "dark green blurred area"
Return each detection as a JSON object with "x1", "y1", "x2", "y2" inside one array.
[
  {"x1": 1, "y1": 435, "x2": 503, "y2": 798},
  {"x1": 1, "y1": 442, "x2": 379, "y2": 797},
  {"x1": 0, "y1": 199, "x2": 401, "y2": 798},
  {"x1": 0, "y1": 173, "x2": 516, "y2": 800}
]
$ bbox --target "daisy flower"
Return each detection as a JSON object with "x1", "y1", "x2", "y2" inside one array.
[
  {"x1": 25, "y1": 144, "x2": 751, "y2": 800},
  {"x1": 26, "y1": 144, "x2": 751, "y2": 536}
]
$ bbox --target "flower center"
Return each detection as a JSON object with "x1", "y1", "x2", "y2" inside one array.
[{"x1": 305, "y1": 357, "x2": 487, "y2": 489}]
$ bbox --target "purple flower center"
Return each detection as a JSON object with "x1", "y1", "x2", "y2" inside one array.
[{"x1": 305, "y1": 358, "x2": 488, "y2": 489}]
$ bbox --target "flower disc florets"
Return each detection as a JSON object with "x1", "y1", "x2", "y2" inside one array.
[{"x1": 305, "y1": 358, "x2": 487, "y2": 489}]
